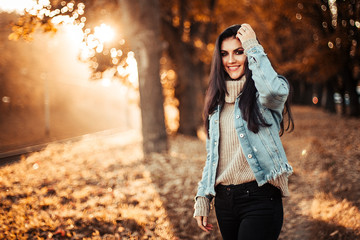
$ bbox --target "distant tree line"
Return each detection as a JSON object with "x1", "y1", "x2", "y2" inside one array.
[{"x1": 9, "y1": 0, "x2": 360, "y2": 153}]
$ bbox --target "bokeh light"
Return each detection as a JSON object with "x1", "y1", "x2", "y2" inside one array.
[
  {"x1": 125, "y1": 52, "x2": 139, "y2": 87},
  {"x1": 312, "y1": 96, "x2": 319, "y2": 105},
  {"x1": 94, "y1": 24, "x2": 115, "y2": 43},
  {"x1": 0, "y1": 0, "x2": 36, "y2": 13},
  {"x1": 1, "y1": 0, "x2": 139, "y2": 93}
]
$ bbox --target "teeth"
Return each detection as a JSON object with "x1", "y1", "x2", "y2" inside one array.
[{"x1": 228, "y1": 66, "x2": 240, "y2": 71}]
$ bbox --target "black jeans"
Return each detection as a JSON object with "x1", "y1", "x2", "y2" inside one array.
[{"x1": 215, "y1": 181, "x2": 283, "y2": 240}]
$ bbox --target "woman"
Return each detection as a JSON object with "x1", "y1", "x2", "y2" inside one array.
[{"x1": 194, "y1": 23, "x2": 294, "y2": 240}]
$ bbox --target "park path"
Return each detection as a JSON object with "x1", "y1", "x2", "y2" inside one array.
[{"x1": 279, "y1": 107, "x2": 360, "y2": 240}]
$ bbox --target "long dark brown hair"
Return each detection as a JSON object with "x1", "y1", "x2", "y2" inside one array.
[{"x1": 203, "y1": 24, "x2": 294, "y2": 137}]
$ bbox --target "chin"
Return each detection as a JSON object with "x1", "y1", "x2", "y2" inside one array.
[
  {"x1": 229, "y1": 73, "x2": 243, "y2": 80},
  {"x1": 227, "y1": 69, "x2": 245, "y2": 80}
]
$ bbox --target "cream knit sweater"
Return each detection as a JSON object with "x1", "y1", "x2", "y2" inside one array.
[{"x1": 194, "y1": 76, "x2": 289, "y2": 217}]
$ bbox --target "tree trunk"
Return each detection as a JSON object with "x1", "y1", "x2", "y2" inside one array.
[
  {"x1": 338, "y1": 76, "x2": 347, "y2": 116},
  {"x1": 162, "y1": 21, "x2": 203, "y2": 136},
  {"x1": 174, "y1": 53, "x2": 203, "y2": 136},
  {"x1": 342, "y1": 63, "x2": 360, "y2": 116},
  {"x1": 294, "y1": 80, "x2": 313, "y2": 105},
  {"x1": 119, "y1": 0, "x2": 167, "y2": 154},
  {"x1": 291, "y1": 80, "x2": 301, "y2": 105},
  {"x1": 321, "y1": 77, "x2": 336, "y2": 113},
  {"x1": 314, "y1": 83, "x2": 322, "y2": 108}
]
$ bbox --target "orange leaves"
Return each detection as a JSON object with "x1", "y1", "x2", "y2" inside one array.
[
  {"x1": 54, "y1": 227, "x2": 66, "y2": 237},
  {"x1": 8, "y1": 14, "x2": 57, "y2": 42}
]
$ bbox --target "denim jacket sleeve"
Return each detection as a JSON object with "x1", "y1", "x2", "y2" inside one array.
[
  {"x1": 245, "y1": 45, "x2": 289, "y2": 114},
  {"x1": 195, "y1": 137, "x2": 213, "y2": 201}
]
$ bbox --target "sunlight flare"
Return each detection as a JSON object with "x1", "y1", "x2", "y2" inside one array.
[
  {"x1": 127, "y1": 52, "x2": 139, "y2": 86},
  {"x1": 0, "y1": 0, "x2": 36, "y2": 13},
  {"x1": 94, "y1": 24, "x2": 115, "y2": 43},
  {"x1": 101, "y1": 78, "x2": 111, "y2": 87}
]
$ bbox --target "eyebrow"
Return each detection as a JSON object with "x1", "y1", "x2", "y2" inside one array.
[{"x1": 221, "y1": 47, "x2": 244, "y2": 52}]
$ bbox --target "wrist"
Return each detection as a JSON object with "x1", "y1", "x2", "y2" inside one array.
[
  {"x1": 193, "y1": 197, "x2": 210, "y2": 217},
  {"x1": 242, "y1": 38, "x2": 260, "y2": 53}
]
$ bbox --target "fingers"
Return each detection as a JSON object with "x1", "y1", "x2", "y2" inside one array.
[
  {"x1": 202, "y1": 216, "x2": 207, "y2": 227},
  {"x1": 205, "y1": 223, "x2": 214, "y2": 231},
  {"x1": 203, "y1": 217, "x2": 214, "y2": 231},
  {"x1": 236, "y1": 23, "x2": 257, "y2": 43},
  {"x1": 242, "y1": 23, "x2": 254, "y2": 32},
  {"x1": 196, "y1": 216, "x2": 208, "y2": 232},
  {"x1": 195, "y1": 216, "x2": 214, "y2": 232},
  {"x1": 237, "y1": 23, "x2": 254, "y2": 36}
]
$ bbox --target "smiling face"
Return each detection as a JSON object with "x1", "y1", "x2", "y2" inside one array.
[{"x1": 221, "y1": 37, "x2": 246, "y2": 80}]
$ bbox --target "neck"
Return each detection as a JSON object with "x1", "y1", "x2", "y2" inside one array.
[
  {"x1": 225, "y1": 75, "x2": 246, "y2": 103},
  {"x1": 228, "y1": 74, "x2": 245, "y2": 81}
]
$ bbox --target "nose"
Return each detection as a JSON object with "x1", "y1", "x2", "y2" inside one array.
[{"x1": 228, "y1": 54, "x2": 236, "y2": 63}]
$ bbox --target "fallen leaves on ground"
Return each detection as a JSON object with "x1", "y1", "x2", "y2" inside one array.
[{"x1": 0, "y1": 106, "x2": 359, "y2": 240}]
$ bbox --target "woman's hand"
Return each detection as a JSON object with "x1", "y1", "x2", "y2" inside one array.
[
  {"x1": 236, "y1": 23, "x2": 257, "y2": 43},
  {"x1": 195, "y1": 216, "x2": 214, "y2": 232}
]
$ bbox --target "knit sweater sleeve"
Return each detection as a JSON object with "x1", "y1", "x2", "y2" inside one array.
[
  {"x1": 268, "y1": 173, "x2": 290, "y2": 197},
  {"x1": 242, "y1": 38, "x2": 261, "y2": 55},
  {"x1": 193, "y1": 196, "x2": 210, "y2": 217}
]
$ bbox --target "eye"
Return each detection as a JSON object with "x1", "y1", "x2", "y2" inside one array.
[
  {"x1": 235, "y1": 49, "x2": 244, "y2": 55},
  {"x1": 220, "y1": 51, "x2": 228, "y2": 57}
]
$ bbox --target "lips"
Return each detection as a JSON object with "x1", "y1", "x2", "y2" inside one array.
[{"x1": 227, "y1": 65, "x2": 241, "y2": 71}]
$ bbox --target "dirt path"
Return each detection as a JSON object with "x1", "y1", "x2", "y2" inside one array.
[
  {"x1": 0, "y1": 106, "x2": 359, "y2": 239},
  {"x1": 279, "y1": 107, "x2": 360, "y2": 240}
]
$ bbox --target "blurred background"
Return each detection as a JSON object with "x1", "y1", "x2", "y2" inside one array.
[
  {"x1": 0, "y1": 0, "x2": 143, "y2": 152},
  {"x1": 0, "y1": 1, "x2": 359, "y2": 240},
  {"x1": 0, "y1": 0, "x2": 359, "y2": 153}
]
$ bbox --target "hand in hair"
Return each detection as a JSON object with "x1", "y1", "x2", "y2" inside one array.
[{"x1": 236, "y1": 23, "x2": 257, "y2": 43}]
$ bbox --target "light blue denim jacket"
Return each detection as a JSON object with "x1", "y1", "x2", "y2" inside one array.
[{"x1": 196, "y1": 44, "x2": 293, "y2": 201}]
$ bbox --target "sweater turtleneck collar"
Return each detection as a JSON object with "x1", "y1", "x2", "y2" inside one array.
[{"x1": 225, "y1": 75, "x2": 246, "y2": 103}]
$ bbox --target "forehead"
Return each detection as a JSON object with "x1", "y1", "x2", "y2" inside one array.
[{"x1": 221, "y1": 37, "x2": 243, "y2": 51}]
